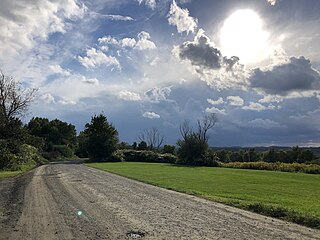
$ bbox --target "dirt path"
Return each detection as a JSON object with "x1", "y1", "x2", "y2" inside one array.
[{"x1": 1, "y1": 163, "x2": 319, "y2": 240}]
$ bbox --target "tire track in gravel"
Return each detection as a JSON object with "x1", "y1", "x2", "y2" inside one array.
[{"x1": 1, "y1": 162, "x2": 320, "y2": 240}]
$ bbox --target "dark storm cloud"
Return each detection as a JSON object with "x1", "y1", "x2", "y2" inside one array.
[
  {"x1": 176, "y1": 29, "x2": 240, "y2": 71},
  {"x1": 250, "y1": 56, "x2": 320, "y2": 95},
  {"x1": 178, "y1": 31, "x2": 222, "y2": 69}
]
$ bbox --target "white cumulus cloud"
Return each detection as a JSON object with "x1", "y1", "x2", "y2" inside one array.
[
  {"x1": 168, "y1": 0, "x2": 198, "y2": 34},
  {"x1": 136, "y1": 0, "x2": 157, "y2": 9},
  {"x1": 0, "y1": 0, "x2": 86, "y2": 57},
  {"x1": 143, "y1": 111, "x2": 160, "y2": 119},
  {"x1": 98, "y1": 31, "x2": 156, "y2": 50},
  {"x1": 145, "y1": 86, "x2": 172, "y2": 102},
  {"x1": 49, "y1": 65, "x2": 71, "y2": 77},
  {"x1": 78, "y1": 48, "x2": 120, "y2": 69},
  {"x1": 119, "y1": 91, "x2": 141, "y2": 101},
  {"x1": 135, "y1": 31, "x2": 157, "y2": 50},
  {"x1": 242, "y1": 102, "x2": 275, "y2": 111},
  {"x1": 207, "y1": 97, "x2": 224, "y2": 105},
  {"x1": 227, "y1": 96, "x2": 244, "y2": 106},
  {"x1": 205, "y1": 107, "x2": 226, "y2": 115},
  {"x1": 40, "y1": 93, "x2": 55, "y2": 104}
]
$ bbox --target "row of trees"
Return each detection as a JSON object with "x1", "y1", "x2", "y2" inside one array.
[
  {"x1": 215, "y1": 147, "x2": 316, "y2": 164},
  {"x1": 0, "y1": 70, "x2": 317, "y2": 170}
]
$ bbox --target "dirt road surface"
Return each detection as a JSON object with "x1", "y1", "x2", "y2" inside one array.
[{"x1": 1, "y1": 162, "x2": 319, "y2": 240}]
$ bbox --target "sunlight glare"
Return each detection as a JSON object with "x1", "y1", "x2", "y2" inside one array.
[{"x1": 220, "y1": 9, "x2": 270, "y2": 65}]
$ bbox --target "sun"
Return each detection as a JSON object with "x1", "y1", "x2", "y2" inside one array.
[{"x1": 220, "y1": 9, "x2": 270, "y2": 65}]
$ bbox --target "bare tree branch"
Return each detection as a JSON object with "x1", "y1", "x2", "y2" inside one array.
[
  {"x1": 137, "y1": 127, "x2": 166, "y2": 150},
  {"x1": 180, "y1": 113, "x2": 217, "y2": 143},
  {"x1": 179, "y1": 120, "x2": 192, "y2": 141},
  {"x1": 0, "y1": 70, "x2": 37, "y2": 124},
  {"x1": 197, "y1": 113, "x2": 217, "y2": 142}
]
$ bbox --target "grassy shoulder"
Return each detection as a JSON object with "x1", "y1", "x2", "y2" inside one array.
[
  {"x1": 86, "y1": 162, "x2": 320, "y2": 229},
  {"x1": 0, "y1": 164, "x2": 35, "y2": 181},
  {"x1": 0, "y1": 170, "x2": 23, "y2": 180}
]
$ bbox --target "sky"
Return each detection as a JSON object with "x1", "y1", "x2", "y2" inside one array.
[{"x1": 1, "y1": 0, "x2": 320, "y2": 147}]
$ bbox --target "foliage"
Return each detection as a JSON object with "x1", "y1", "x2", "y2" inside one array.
[
  {"x1": 86, "y1": 162, "x2": 320, "y2": 229},
  {"x1": 177, "y1": 114, "x2": 217, "y2": 166},
  {"x1": 0, "y1": 143, "x2": 45, "y2": 170},
  {"x1": 137, "y1": 141, "x2": 148, "y2": 150},
  {"x1": 162, "y1": 144, "x2": 176, "y2": 154},
  {"x1": 117, "y1": 141, "x2": 133, "y2": 150},
  {"x1": 18, "y1": 144, "x2": 46, "y2": 166},
  {"x1": 0, "y1": 146, "x2": 18, "y2": 170},
  {"x1": 0, "y1": 70, "x2": 37, "y2": 124},
  {"x1": 81, "y1": 114, "x2": 118, "y2": 161},
  {"x1": 215, "y1": 146, "x2": 316, "y2": 164},
  {"x1": 221, "y1": 161, "x2": 320, "y2": 174},
  {"x1": 27, "y1": 117, "x2": 77, "y2": 148},
  {"x1": 120, "y1": 149, "x2": 177, "y2": 163},
  {"x1": 27, "y1": 117, "x2": 77, "y2": 160},
  {"x1": 75, "y1": 131, "x2": 89, "y2": 158},
  {"x1": 177, "y1": 133, "x2": 209, "y2": 165},
  {"x1": 0, "y1": 170, "x2": 23, "y2": 180}
]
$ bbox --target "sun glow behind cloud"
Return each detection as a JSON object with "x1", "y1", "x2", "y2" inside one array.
[{"x1": 220, "y1": 9, "x2": 270, "y2": 66}]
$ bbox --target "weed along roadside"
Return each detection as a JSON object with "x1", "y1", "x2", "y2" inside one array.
[{"x1": 86, "y1": 162, "x2": 320, "y2": 229}]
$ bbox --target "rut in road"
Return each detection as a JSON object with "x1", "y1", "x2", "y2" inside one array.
[{"x1": 1, "y1": 163, "x2": 320, "y2": 240}]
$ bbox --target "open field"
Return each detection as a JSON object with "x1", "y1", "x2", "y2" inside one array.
[
  {"x1": 86, "y1": 162, "x2": 320, "y2": 228},
  {"x1": 2, "y1": 163, "x2": 319, "y2": 239}
]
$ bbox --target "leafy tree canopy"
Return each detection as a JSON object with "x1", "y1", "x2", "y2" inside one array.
[{"x1": 81, "y1": 114, "x2": 118, "y2": 160}]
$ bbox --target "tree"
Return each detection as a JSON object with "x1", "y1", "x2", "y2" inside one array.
[
  {"x1": 162, "y1": 144, "x2": 175, "y2": 154},
  {"x1": 82, "y1": 114, "x2": 118, "y2": 160},
  {"x1": 137, "y1": 127, "x2": 165, "y2": 150},
  {"x1": 177, "y1": 133, "x2": 208, "y2": 165},
  {"x1": 0, "y1": 70, "x2": 37, "y2": 125},
  {"x1": 0, "y1": 71, "x2": 37, "y2": 165},
  {"x1": 177, "y1": 113, "x2": 217, "y2": 165},
  {"x1": 27, "y1": 117, "x2": 77, "y2": 149},
  {"x1": 137, "y1": 141, "x2": 148, "y2": 150},
  {"x1": 196, "y1": 113, "x2": 217, "y2": 142}
]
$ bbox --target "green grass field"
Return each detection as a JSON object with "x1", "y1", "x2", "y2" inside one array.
[
  {"x1": 86, "y1": 162, "x2": 320, "y2": 228},
  {"x1": 0, "y1": 170, "x2": 22, "y2": 180}
]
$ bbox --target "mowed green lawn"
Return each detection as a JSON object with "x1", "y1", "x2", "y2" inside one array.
[{"x1": 86, "y1": 162, "x2": 320, "y2": 220}]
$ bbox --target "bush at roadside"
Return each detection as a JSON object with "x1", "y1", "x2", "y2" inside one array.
[{"x1": 221, "y1": 161, "x2": 320, "y2": 174}]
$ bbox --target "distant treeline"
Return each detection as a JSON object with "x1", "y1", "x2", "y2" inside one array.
[
  {"x1": 214, "y1": 147, "x2": 318, "y2": 164},
  {"x1": 213, "y1": 146, "x2": 320, "y2": 157}
]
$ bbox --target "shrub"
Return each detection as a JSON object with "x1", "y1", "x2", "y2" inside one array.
[
  {"x1": 162, "y1": 144, "x2": 176, "y2": 154},
  {"x1": 120, "y1": 149, "x2": 177, "y2": 163},
  {"x1": 177, "y1": 133, "x2": 208, "y2": 165},
  {"x1": 0, "y1": 147, "x2": 18, "y2": 170},
  {"x1": 110, "y1": 150, "x2": 125, "y2": 162},
  {"x1": 52, "y1": 145, "x2": 74, "y2": 158},
  {"x1": 19, "y1": 144, "x2": 46, "y2": 166},
  {"x1": 221, "y1": 161, "x2": 320, "y2": 174}
]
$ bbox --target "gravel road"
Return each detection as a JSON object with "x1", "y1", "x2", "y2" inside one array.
[{"x1": 0, "y1": 162, "x2": 319, "y2": 240}]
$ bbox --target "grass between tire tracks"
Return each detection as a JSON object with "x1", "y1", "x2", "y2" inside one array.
[{"x1": 86, "y1": 162, "x2": 320, "y2": 229}]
